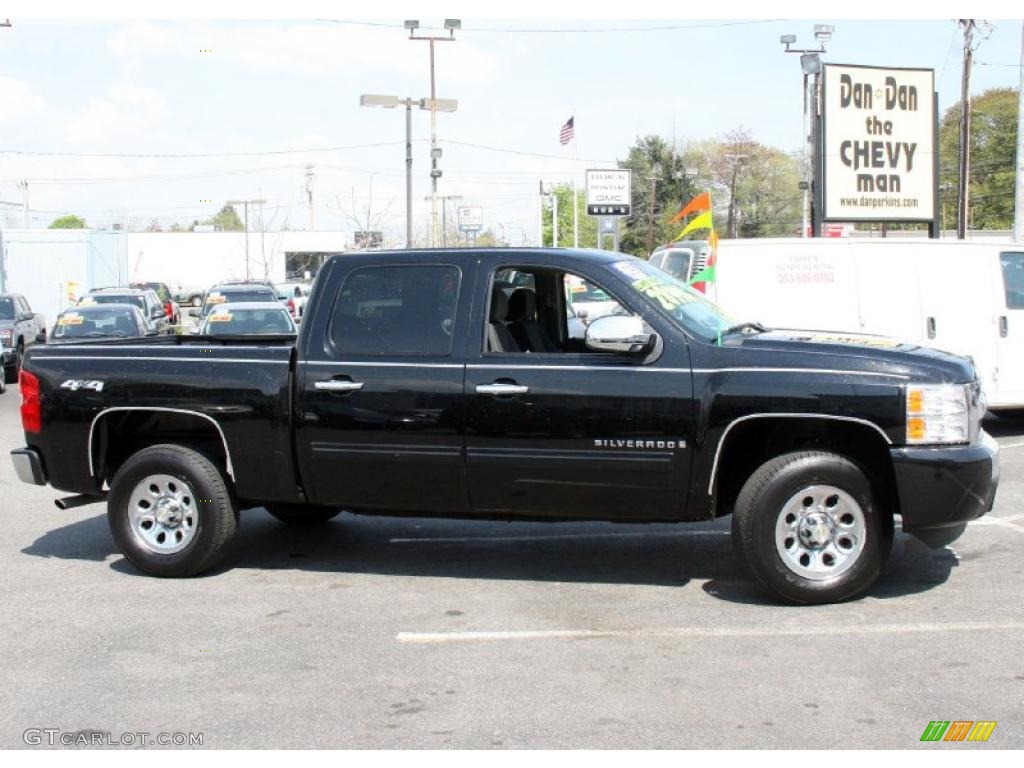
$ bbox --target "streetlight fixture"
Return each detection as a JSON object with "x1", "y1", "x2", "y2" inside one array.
[
  {"x1": 226, "y1": 198, "x2": 266, "y2": 280},
  {"x1": 408, "y1": 20, "x2": 459, "y2": 247},
  {"x1": 781, "y1": 24, "x2": 834, "y2": 238},
  {"x1": 359, "y1": 93, "x2": 458, "y2": 248}
]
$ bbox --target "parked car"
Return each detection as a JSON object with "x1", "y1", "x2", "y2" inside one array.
[
  {"x1": 50, "y1": 304, "x2": 155, "y2": 342},
  {"x1": 274, "y1": 282, "x2": 311, "y2": 322},
  {"x1": 131, "y1": 282, "x2": 180, "y2": 325},
  {"x1": 173, "y1": 284, "x2": 206, "y2": 309},
  {"x1": 0, "y1": 293, "x2": 46, "y2": 383},
  {"x1": 11, "y1": 249, "x2": 1000, "y2": 604},
  {"x1": 80, "y1": 288, "x2": 170, "y2": 334},
  {"x1": 199, "y1": 283, "x2": 279, "y2": 319},
  {"x1": 198, "y1": 302, "x2": 297, "y2": 336}
]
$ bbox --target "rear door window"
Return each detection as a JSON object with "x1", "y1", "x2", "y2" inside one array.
[
  {"x1": 330, "y1": 265, "x2": 461, "y2": 356},
  {"x1": 1000, "y1": 252, "x2": 1024, "y2": 309}
]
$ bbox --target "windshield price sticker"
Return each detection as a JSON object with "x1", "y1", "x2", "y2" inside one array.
[
  {"x1": 58, "y1": 313, "x2": 84, "y2": 326},
  {"x1": 208, "y1": 312, "x2": 233, "y2": 323},
  {"x1": 77, "y1": 297, "x2": 96, "y2": 306},
  {"x1": 631, "y1": 276, "x2": 698, "y2": 311}
]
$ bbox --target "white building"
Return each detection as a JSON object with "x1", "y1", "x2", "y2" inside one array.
[{"x1": 0, "y1": 228, "x2": 349, "y2": 322}]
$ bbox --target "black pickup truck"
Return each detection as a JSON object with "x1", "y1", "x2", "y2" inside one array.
[{"x1": 10, "y1": 248, "x2": 999, "y2": 604}]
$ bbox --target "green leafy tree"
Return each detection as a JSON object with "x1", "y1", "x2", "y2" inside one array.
[
  {"x1": 49, "y1": 214, "x2": 86, "y2": 229},
  {"x1": 939, "y1": 87, "x2": 1018, "y2": 230},
  {"x1": 541, "y1": 184, "x2": 598, "y2": 249},
  {"x1": 205, "y1": 204, "x2": 244, "y2": 232}
]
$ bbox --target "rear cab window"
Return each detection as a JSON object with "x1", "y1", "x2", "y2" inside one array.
[
  {"x1": 329, "y1": 264, "x2": 461, "y2": 357},
  {"x1": 1000, "y1": 252, "x2": 1024, "y2": 309}
]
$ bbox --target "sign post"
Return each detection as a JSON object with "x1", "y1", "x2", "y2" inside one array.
[
  {"x1": 585, "y1": 169, "x2": 631, "y2": 251},
  {"x1": 819, "y1": 63, "x2": 938, "y2": 236},
  {"x1": 457, "y1": 205, "x2": 483, "y2": 246}
]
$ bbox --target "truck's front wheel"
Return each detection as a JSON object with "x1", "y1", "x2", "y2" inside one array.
[
  {"x1": 731, "y1": 451, "x2": 892, "y2": 605},
  {"x1": 108, "y1": 445, "x2": 237, "y2": 577}
]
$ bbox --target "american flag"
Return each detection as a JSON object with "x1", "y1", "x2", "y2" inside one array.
[{"x1": 559, "y1": 116, "x2": 574, "y2": 145}]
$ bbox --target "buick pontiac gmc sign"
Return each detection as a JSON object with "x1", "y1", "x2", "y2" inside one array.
[{"x1": 821, "y1": 63, "x2": 936, "y2": 222}]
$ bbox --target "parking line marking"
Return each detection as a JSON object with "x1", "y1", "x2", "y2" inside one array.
[
  {"x1": 389, "y1": 531, "x2": 730, "y2": 544},
  {"x1": 998, "y1": 441, "x2": 1024, "y2": 449},
  {"x1": 969, "y1": 517, "x2": 1024, "y2": 533},
  {"x1": 396, "y1": 620, "x2": 1024, "y2": 645}
]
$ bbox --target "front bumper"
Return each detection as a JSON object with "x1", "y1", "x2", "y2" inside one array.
[
  {"x1": 1, "y1": 347, "x2": 14, "y2": 366},
  {"x1": 891, "y1": 430, "x2": 999, "y2": 539},
  {"x1": 11, "y1": 447, "x2": 46, "y2": 486}
]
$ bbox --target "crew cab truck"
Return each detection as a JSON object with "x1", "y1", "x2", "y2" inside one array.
[{"x1": 10, "y1": 248, "x2": 999, "y2": 604}]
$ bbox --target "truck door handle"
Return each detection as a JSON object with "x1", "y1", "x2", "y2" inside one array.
[
  {"x1": 926, "y1": 316, "x2": 936, "y2": 339},
  {"x1": 999, "y1": 316, "x2": 1008, "y2": 337},
  {"x1": 314, "y1": 380, "x2": 364, "y2": 392},
  {"x1": 476, "y1": 382, "x2": 529, "y2": 396}
]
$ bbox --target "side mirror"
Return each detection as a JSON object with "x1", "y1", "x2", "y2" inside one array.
[
  {"x1": 151, "y1": 309, "x2": 164, "y2": 320},
  {"x1": 585, "y1": 315, "x2": 657, "y2": 355},
  {"x1": 35, "y1": 332, "x2": 47, "y2": 344}
]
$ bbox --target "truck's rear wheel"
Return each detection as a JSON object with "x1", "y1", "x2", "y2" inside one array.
[
  {"x1": 265, "y1": 504, "x2": 341, "y2": 526},
  {"x1": 731, "y1": 451, "x2": 892, "y2": 605},
  {"x1": 108, "y1": 444, "x2": 237, "y2": 577}
]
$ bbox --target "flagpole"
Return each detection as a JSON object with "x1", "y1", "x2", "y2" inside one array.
[{"x1": 572, "y1": 109, "x2": 579, "y2": 248}]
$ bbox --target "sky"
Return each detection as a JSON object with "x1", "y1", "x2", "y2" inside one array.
[{"x1": 0, "y1": 11, "x2": 1022, "y2": 245}]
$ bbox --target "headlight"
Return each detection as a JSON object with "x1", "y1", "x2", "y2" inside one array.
[{"x1": 905, "y1": 383, "x2": 969, "y2": 445}]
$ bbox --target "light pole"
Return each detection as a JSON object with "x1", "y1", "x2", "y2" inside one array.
[
  {"x1": 226, "y1": 198, "x2": 265, "y2": 280},
  {"x1": 360, "y1": 94, "x2": 458, "y2": 248},
  {"x1": 407, "y1": 19, "x2": 459, "y2": 247},
  {"x1": 781, "y1": 24, "x2": 833, "y2": 237}
]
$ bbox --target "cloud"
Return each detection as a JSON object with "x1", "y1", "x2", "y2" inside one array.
[
  {"x1": 0, "y1": 77, "x2": 47, "y2": 124},
  {"x1": 69, "y1": 84, "x2": 171, "y2": 145},
  {"x1": 106, "y1": 20, "x2": 497, "y2": 83}
]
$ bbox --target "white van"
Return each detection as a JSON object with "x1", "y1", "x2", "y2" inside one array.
[{"x1": 698, "y1": 238, "x2": 1024, "y2": 413}]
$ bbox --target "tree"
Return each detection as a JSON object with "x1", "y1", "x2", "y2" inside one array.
[
  {"x1": 145, "y1": 219, "x2": 163, "y2": 232},
  {"x1": 617, "y1": 135, "x2": 696, "y2": 256},
  {"x1": 474, "y1": 228, "x2": 507, "y2": 247},
  {"x1": 49, "y1": 214, "x2": 86, "y2": 229},
  {"x1": 541, "y1": 183, "x2": 597, "y2": 249},
  {"x1": 206, "y1": 204, "x2": 244, "y2": 232},
  {"x1": 939, "y1": 87, "x2": 1018, "y2": 231}
]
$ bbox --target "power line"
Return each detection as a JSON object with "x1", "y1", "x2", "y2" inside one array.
[
  {"x1": 0, "y1": 141, "x2": 405, "y2": 160},
  {"x1": 318, "y1": 19, "x2": 783, "y2": 34}
]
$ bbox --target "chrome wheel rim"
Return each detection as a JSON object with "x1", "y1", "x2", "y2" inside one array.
[
  {"x1": 774, "y1": 484, "x2": 866, "y2": 581},
  {"x1": 127, "y1": 474, "x2": 199, "y2": 555}
]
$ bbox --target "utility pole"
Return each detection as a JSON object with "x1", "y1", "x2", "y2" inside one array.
[
  {"x1": 429, "y1": 194, "x2": 462, "y2": 247},
  {"x1": 725, "y1": 155, "x2": 749, "y2": 239},
  {"x1": 408, "y1": 19, "x2": 459, "y2": 247},
  {"x1": 538, "y1": 181, "x2": 545, "y2": 248},
  {"x1": 957, "y1": 19, "x2": 977, "y2": 240},
  {"x1": 227, "y1": 198, "x2": 265, "y2": 280},
  {"x1": 304, "y1": 164, "x2": 316, "y2": 230},
  {"x1": 1014, "y1": 19, "x2": 1024, "y2": 242},
  {"x1": 18, "y1": 179, "x2": 28, "y2": 228},
  {"x1": 644, "y1": 166, "x2": 661, "y2": 255}
]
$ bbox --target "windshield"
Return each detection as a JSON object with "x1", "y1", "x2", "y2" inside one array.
[
  {"x1": 203, "y1": 289, "x2": 277, "y2": 315},
  {"x1": 81, "y1": 294, "x2": 147, "y2": 313},
  {"x1": 54, "y1": 308, "x2": 138, "y2": 338},
  {"x1": 201, "y1": 307, "x2": 296, "y2": 335},
  {"x1": 610, "y1": 259, "x2": 736, "y2": 341}
]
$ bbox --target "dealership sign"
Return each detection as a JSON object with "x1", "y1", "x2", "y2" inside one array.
[
  {"x1": 585, "y1": 169, "x2": 632, "y2": 216},
  {"x1": 457, "y1": 206, "x2": 483, "y2": 232},
  {"x1": 821, "y1": 64, "x2": 936, "y2": 222}
]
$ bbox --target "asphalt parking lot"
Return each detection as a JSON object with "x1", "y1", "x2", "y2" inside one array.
[{"x1": 1, "y1": 385, "x2": 1022, "y2": 749}]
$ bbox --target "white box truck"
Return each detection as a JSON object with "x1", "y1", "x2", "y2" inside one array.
[{"x1": 675, "y1": 238, "x2": 1024, "y2": 413}]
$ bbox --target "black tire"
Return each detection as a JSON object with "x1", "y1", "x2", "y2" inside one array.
[
  {"x1": 107, "y1": 444, "x2": 237, "y2": 577},
  {"x1": 4, "y1": 342, "x2": 23, "y2": 384},
  {"x1": 265, "y1": 504, "x2": 341, "y2": 526},
  {"x1": 731, "y1": 451, "x2": 892, "y2": 605},
  {"x1": 190, "y1": 295, "x2": 203, "y2": 308}
]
